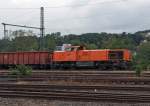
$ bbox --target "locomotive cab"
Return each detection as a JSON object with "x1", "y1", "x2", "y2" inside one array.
[
  {"x1": 109, "y1": 50, "x2": 123, "y2": 60},
  {"x1": 108, "y1": 50, "x2": 131, "y2": 69},
  {"x1": 64, "y1": 45, "x2": 86, "y2": 51}
]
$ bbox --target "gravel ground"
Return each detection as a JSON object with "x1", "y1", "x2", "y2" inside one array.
[{"x1": 0, "y1": 97, "x2": 149, "y2": 106}]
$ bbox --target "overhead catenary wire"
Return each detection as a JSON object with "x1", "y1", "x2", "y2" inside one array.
[
  {"x1": 45, "y1": 0, "x2": 128, "y2": 8},
  {"x1": 0, "y1": 8, "x2": 39, "y2": 10},
  {"x1": 0, "y1": 0, "x2": 129, "y2": 10}
]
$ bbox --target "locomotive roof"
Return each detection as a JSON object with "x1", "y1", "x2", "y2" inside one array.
[{"x1": 54, "y1": 49, "x2": 130, "y2": 52}]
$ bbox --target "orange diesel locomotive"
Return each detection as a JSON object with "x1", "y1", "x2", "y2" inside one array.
[{"x1": 52, "y1": 45, "x2": 131, "y2": 69}]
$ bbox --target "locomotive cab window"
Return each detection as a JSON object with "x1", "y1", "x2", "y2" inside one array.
[
  {"x1": 77, "y1": 46, "x2": 85, "y2": 50},
  {"x1": 65, "y1": 46, "x2": 78, "y2": 51},
  {"x1": 65, "y1": 48, "x2": 72, "y2": 51},
  {"x1": 109, "y1": 51, "x2": 123, "y2": 60},
  {"x1": 65, "y1": 46, "x2": 85, "y2": 51}
]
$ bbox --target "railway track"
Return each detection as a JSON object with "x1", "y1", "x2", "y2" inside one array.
[
  {"x1": 1, "y1": 90, "x2": 150, "y2": 103},
  {"x1": 0, "y1": 83, "x2": 150, "y2": 92},
  {"x1": 0, "y1": 70, "x2": 138, "y2": 75},
  {"x1": 0, "y1": 84, "x2": 150, "y2": 102},
  {"x1": 0, "y1": 75, "x2": 150, "y2": 85},
  {"x1": 0, "y1": 70, "x2": 150, "y2": 85},
  {"x1": 0, "y1": 70, "x2": 150, "y2": 77}
]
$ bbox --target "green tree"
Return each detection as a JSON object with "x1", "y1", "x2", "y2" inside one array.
[
  {"x1": 102, "y1": 36, "x2": 135, "y2": 50},
  {"x1": 70, "y1": 39, "x2": 81, "y2": 45},
  {"x1": 86, "y1": 43, "x2": 98, "y2": 49},
  {"x1": 12, "y1": 36, "x2": 38, "y2": 51},
  {"x1": 135, "y1": 41, "x2": 150, "y2": 70},
  {"x1": 44, "y1": 34, "x2": 56, "y2": 51},
  {"x1": 0, "y1": 38, "x2": 14, "y2": 52}
]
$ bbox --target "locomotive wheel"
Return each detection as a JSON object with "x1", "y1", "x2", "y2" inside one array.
[{"x1": 98, "y1": 65, "x2": 107, "y2": 70}]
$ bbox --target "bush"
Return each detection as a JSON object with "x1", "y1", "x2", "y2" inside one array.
[
  {"x1": 10, "y1": 65, "x2": 32, "y2": 77},
  {"x1": 135, "y1": 64, "x2": 142, "y2": 77}
]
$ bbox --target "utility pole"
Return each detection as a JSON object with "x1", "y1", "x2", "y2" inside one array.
[
  {"x1": 2, "y1": 23, "x2": 6, "y2": 39},
  {"x1": 2, "y1": 7, "x2": 45, "y2": 50},
  {"x1": 40, "y1": 7, "x2": 45, "y2": 50}
]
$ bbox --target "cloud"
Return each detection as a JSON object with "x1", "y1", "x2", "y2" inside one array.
[
  {"x1": 70, "y1": 0, "x2": 150, "y2": 33},
  {"x1": 0, "y1": 0, "x2": 150, "y2": 37}
]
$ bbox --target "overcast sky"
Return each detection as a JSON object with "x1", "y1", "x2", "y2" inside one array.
[{"x1": 0, "y1": 0, "x2": 150, "y2": 37}]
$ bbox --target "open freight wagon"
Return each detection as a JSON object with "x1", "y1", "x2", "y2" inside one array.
[{"x1": 0, "y1": 51, "x2": 52, "y2": 69}]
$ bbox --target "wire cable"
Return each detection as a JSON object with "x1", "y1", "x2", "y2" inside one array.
[
  {"x1": 0, "y1": 0, "x2": 129, "y2": 10},
  {"x1": 45, "y1": 0, "x2": 129, "y2": 8}
]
